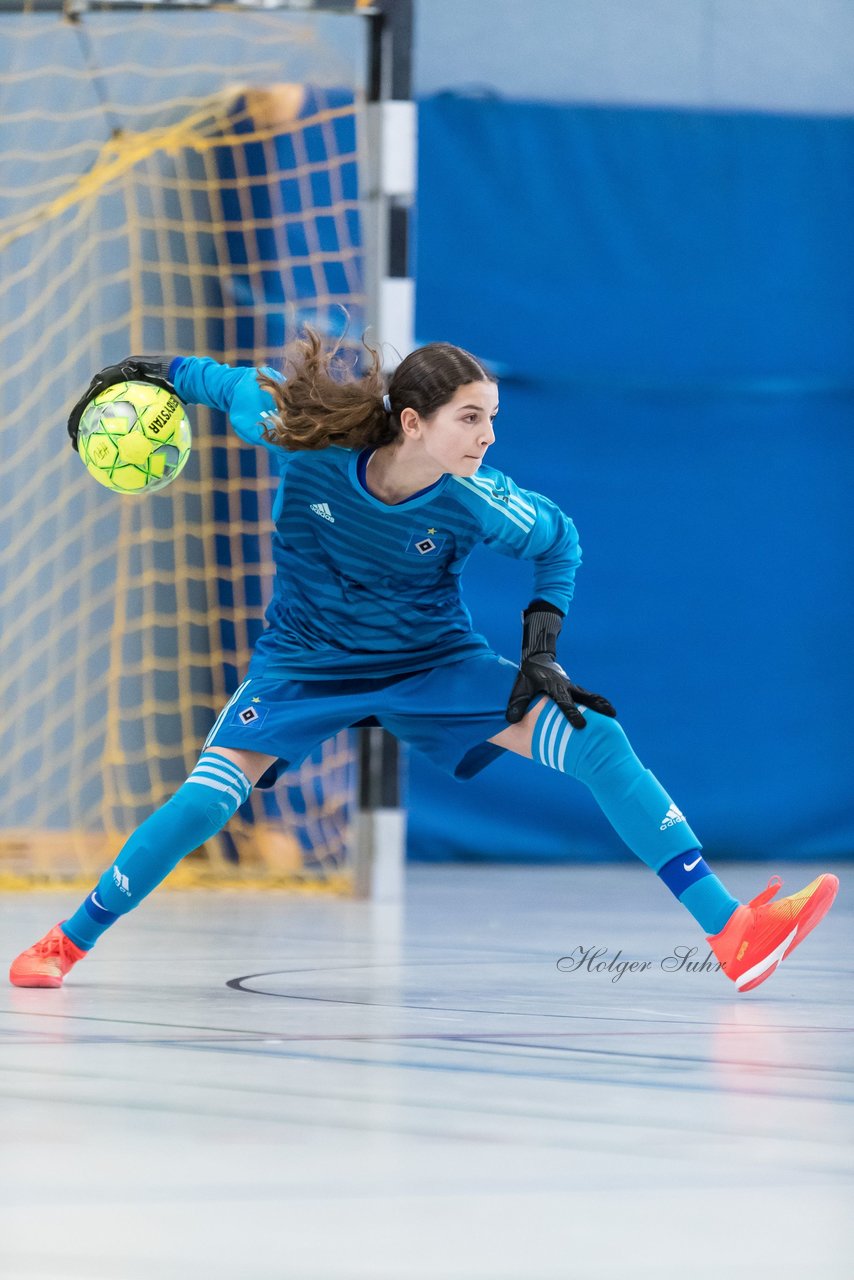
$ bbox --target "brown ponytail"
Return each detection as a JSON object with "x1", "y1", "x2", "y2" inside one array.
[
  {"x1": 258, "y1": 328, "x2": 392, "y2": 452},
  {"x1": 258, "y1": 326, "x2": 494, "y2": 453}
]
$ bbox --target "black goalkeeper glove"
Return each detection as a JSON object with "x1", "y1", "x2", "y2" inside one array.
[
  {"x1": 505, "y1": 601, "x2": 617, "y2": 730},
  {"x1": 66, "y1": 356, "x2": 181, "y2": 452}
]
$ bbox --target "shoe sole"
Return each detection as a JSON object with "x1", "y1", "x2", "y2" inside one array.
[
  {"x1": 738, "y1": 873, "x2": 839, "y2": 993},
  {"x1": 9, "y1": 971, "x2": 63, "y2": 988}
]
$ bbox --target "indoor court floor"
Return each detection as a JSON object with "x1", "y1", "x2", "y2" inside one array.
[{"x1": 1, "y1": 861, "x2": 851, "y2": 1280}]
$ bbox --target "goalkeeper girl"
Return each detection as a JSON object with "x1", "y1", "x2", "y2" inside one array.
[{"x1": 10, "y1": 336, "x2": 838, "y2": 993}]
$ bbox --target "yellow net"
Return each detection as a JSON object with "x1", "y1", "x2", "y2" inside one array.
[{"x1": 0, "y1": 7, "x2": 368, "y2": 890}]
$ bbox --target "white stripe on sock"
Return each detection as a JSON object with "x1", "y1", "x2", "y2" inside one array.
[
  {"x1": 192, "y1": 767, "x2": 249, "y2": 799},
  {"x1": 555, "y1": 720, "x2": 573, "y2": 772},
  {"x1": 535, "y1": 704, "x2": 560, "y2": 767},
  {"x1": 185, "y1": 776, "x2": 244, "y2": 805},
  {"x1": 546, "y1": 707, "x2": 564, "y2": 769},
  {"x1": 197, "y1": 758, "x2": 251, "y2": 796}
]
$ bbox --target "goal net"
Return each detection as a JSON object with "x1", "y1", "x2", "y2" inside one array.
[{"x1": 0, "y1": 3, "x2": 372, "y2": 890}]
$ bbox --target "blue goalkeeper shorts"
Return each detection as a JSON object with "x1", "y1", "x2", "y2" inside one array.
[{"x1": 203, "y1": 651, "x2": 520, "y2": 786}]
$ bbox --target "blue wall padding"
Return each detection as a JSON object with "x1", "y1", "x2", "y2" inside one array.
[
  {"x1": 416, "y1": 96, "x2": 854, "y2": 391},
  {"x1": 408, "y1": 95, "x2": 854, "y2": 861}
]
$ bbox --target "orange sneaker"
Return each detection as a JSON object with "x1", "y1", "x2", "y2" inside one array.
[
  {"x1": 9, "y1": 924, "x2": 88, "y2": 989},
  {"x1": 708, "y1": 873, "x2": 839, "y2": 992}
]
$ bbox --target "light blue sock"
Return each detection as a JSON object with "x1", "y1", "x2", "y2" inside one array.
[
  {"x1": 658, "y1": 851, "x2": 740, "y2": 935},
  {"x1": 531, "y1": 702, "x2": 740, "y2": 932},
  {"x1": 531, "y1": 701, "x2": 704, "y2": 867},
  {"x1": 61, "y1": 753, "x2": 252, "y2": 950}
]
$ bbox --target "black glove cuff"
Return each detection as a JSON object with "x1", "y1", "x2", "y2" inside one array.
[
  {"x1": 521, "y1": 606, "x2": 563, "y2": 660},
  {"x1": 524, "y1": 598, "x2": 564, "y2": 620},
  {"x1": 122, "y1": 356, "x2": 180, "y2": 395}
]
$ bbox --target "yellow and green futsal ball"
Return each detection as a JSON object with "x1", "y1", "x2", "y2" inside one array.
[{"x1": 78, "y1": 380, "x2": 192, "y2": 494}]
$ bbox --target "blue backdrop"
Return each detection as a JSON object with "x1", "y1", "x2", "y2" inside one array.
[{"x1": 408, "y1": 95, "x2": 854, "y2": 862}]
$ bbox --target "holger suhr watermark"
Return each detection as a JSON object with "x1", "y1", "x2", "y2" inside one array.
[{"x1": 556, "y1": 946, "x2": 722, "y2": 983}]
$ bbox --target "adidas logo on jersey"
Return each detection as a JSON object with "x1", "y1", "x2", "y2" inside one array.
[
  {"x1": 660, "y1": 803, "x2": 685, "y2": 831},
  {"x1": 310, "y1": 502, "x2": 335, "y2": 523}
]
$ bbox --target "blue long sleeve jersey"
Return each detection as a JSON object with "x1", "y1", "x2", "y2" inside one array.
[{"x1": 172, "y1": 357, "x2": 581, "y2": 680}]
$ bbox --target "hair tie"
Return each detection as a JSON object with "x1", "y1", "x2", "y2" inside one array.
[{"x1": 382, "y1": 393, "x2": 392, "y2": 413}]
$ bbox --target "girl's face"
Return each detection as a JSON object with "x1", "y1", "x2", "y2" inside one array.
[{"x1": 402, "y1": 381, "x2": 499, "y2": 476}]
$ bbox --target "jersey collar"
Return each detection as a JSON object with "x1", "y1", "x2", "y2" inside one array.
[{"x1": 350, "y1": 448, "x2": 450, "y2": 510}]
